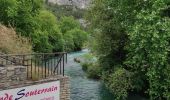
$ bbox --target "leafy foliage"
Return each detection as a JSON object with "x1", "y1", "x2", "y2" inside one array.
[
  {"x1": 80, "y1": 54, "x2": 101, "y2": 79},
  {"x1": 67, "y1": 28, "x2": 88, "y2": 51},
  {"x1": 31, "y1": 30, "x2": 53, "y2": 53},
  {"x1": 0, "y1": 0, "x2": 43, "y2": 36},
  {"x1": 87, "y1": 0, "x2": 170, "y2": 99},
  {"x1": 34, "y1": 10, "x2": 64, "y2": 52},
  {"x1": 59, "y1": 16, "x2": 81, "y2": 34},
  {"x1": 63, "y1": 32, "x2": 75, "y2": 52},
  {"x1": 103, "y1": 68, "x2": 133, "y2": 100},
  {"x1": 86, "y1": 63, "x2": 101, "y2": 79},
  {"x1": 60, "y1": 16, "x2": 88, "y2": 51},
  {"x1": 125, "y1": 1, "x2": 170, "y2": 99},
  {"x1": 0, "y1": 0, "x2": 88, "y2": 53}
]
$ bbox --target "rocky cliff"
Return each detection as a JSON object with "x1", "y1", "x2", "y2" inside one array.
[{"x1": 47, "y1": 0, "x2": 90, "y2": 9}]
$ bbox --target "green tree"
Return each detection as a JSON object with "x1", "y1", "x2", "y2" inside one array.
[
  {"x1": 0, "y1": 0, "x2": 18, "y2": 25},
  {"x1": 63, "y1": 33, "x2": 75, "y2": 52},
  {"x1": 59, "y1": 16, "x2": 88, "y2": 51},
  {"x1": 31, "y1": 30, "x2": 53, "y2": 53},
  {"x1": 0, "y1": 0, "x2": 43, "y2": 36},
  {"x1": 59, "y1": 16, "x2": 81, "y2": 34},
  {"x1": 0, "y1": 0, "x2": 65, "y2": 53},
  {"x1": 125, "y1": 0, "x2": 170, "y2": 99},
  {"x1": 35, "y1": 10, "x2": 64, "y2": 52},
  {"x1": 67, "y1": 28, "x2": 88, "y2": 51},
  {"x1": 87, "y1": 0, "x2": 170, "y2": 99},
  {"x1": 0, "y1": 0, "x2": 88, "y2": 53}
]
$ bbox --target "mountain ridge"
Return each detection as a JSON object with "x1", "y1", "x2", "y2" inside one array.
[{"x1": 47, "y1": 0, "x2": 91, "y2": 9}]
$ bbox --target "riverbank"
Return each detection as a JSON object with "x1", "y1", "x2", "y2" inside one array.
[
  {"x1": 64, "y1": 49, "x2": 115, "y2": 100},
  {"x1": 64, "y1": 49, "x2": 148, "y2": 100}
]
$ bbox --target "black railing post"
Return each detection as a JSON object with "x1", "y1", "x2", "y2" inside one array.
[
  {"x1": 48, "y1": 59, "x2": 50, "y2": 77},
  {"x1": 53, "y1": 57, "x2": 55, "y2": 75},
  {"x1": 26, "y1": 59, "x2": 29, "y2": 79},
  {"x1": 35, "y1": 58, "x2": 37, "y2": 78},
  {"x1": 60, "y1": 59, "x2": 62, "y2": 75},
  {"x1": 50, "y1": 56, "x2": 53, "y2": 75},
  {"x1": 38, "y1": 56, "x2": 40, "y2": 79},
  {"x1": 0, "y1": 52, "x2": 67, "y2": 80},
  {"x1": 45, "y1": 57, "x2": 47, "y2": 78},
  {"x1": 41, "y1": 54, "x2": 45, "y2": 78},
  {"x1": 63, "y1": 54, "x2": 65, "y2": 76},
  {"x1": 31, "y1": 57, "x2": 33, "y2": 79}
]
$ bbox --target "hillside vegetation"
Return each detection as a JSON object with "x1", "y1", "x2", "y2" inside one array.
[
  {"x1": 0, "y1": 0, "x2": 88, "y2": 53},
  {"x1": 0, "y1": 25, "x2": 32, "y2": 54}
]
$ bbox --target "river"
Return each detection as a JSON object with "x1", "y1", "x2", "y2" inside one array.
[{"x1": 64, "y1": 49, "x2": 147, "y2": 100}]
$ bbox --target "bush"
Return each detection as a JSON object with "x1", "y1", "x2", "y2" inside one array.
[
  {"x1": 63, "y1": 33, "x2": 75, "y2": 52},
  {"x1": 68, "y1": 28, "x2": 88, "y2": 51},
  {"x1": 0, "y1": 25, "x2": 32, "y2": 54},
  {"x1": 87, "y1": 63, "x2": 101, "y2": 79},
  {"x1": 59, "y1": 16, "x2": 81, "y2": 34},
  {"x1": 49, "y1": 32, "x2": 64, "y2": 52},
  {"x1": 81, "y1": 62, "x2": 91, "y2": 71},
  {"x1": 104, "y1": 68, "x2": 133, "y2": 100},
  {"x1": 35, "y1": 10, "x2": 64, "y2": 52},
  {"x1": 81, "y1": 62, "x2": 101, "y2": 79},
  {"x1": 0, "y1": 0, "x2": 43, "y2": 36},
  {"x1": 80, "y1": 54, "x2": 101, "y2": 79},
  {"x1": 59, "y1": 16, "x2": 88, "y2": 51},
  {"x1": 31, "y1": 30, "x2": 53, "y2": 53}
]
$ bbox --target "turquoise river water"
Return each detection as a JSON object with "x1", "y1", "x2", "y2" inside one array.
[{"x1": 64, "y1": 49, "x2": 147, "y2": 100}]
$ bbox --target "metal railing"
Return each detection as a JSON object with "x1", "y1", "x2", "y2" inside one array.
[{"x1": 0, "y1": 52, "x2": 67, "y2": 80}]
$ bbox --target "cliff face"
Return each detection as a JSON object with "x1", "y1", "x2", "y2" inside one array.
[{"x1": 47, "y1": 0, "x2": 90, "y2": 9}]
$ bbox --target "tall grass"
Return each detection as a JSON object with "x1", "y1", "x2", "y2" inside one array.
[{"x1": 0, "y1": 25, "x2": 32, "y2": 54}]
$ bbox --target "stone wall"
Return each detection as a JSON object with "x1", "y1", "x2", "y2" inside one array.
[
  {"x1": 60, "y1": 76, "x2": 70, "y2": 100},
  {"x1": 0, "y1": 66, "x2": 26, "y2": 83},
  {"x1": 0, "y1": 65, "x2": 70, "y2": 100}
]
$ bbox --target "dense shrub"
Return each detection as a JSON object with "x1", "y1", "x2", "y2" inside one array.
[
  {"x1": 87, "y1": 0, "x2": 170, "y2": 99},
  {"x1": 59, "y1": 16, "x2": 81, "y2": 34},
  {"x1": 31, "y1": 30, "x2": 53, "y2": 53},
  {"x1": 35, "y1": 10, "x2": 64, "y2": 52},
  {"x1": 63, "y1": 33, "x2": 74, "y2": 52},
  {"x1": 68, "y1": 28, "x2": 88, "y2": 51},
  {"x1": 80, "y1": 54, "x2": 101, "y2": 79},
  {"x1": 0, "y1": 0, "x2": 43, "y2": 36},
  {"x1": 59, "y1": 16, "x2": 88, "y2": 51},
  {"x1": 81, "y1": 62, "x2": 91, "y2": 71},
  {"x1": 87, "y1": 63, "x2": 101, "y2": 79},
  {"x1": 103, "y1": 68, "x2": 133, "y2": 100},
  {"x1": 125, "y1": 1, "x2": 170, "y2": 99},
  {"x1": 49, "y1": 32, "x2": 64, "y2": 52},
  {"x1": 81, "y1": 62, "x2": 101, "y2": 79}
]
